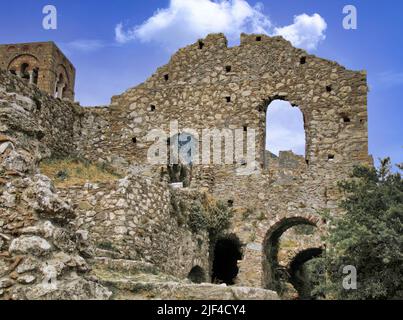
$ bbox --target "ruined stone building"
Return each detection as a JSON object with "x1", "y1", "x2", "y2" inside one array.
[
  {"x1": 0, "y1": 34, "x2": 371, "y2": 300},
  {"x1": 0, "y1": 42, "x2": 75, "y2": 100}
]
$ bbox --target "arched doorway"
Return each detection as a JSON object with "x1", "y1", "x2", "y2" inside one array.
[
  {"x1": 288, "y1": 248, "x2": 323, "y2": 299},
  {"x1": 212, "y1": 234, "x2": 243, "y2": 285},
  {"x1": 262, "y1": 216, "x2": 318, "y2": 293},
  {"x1": 187, "y1": 266, "x2": 207, "y2": 284}
]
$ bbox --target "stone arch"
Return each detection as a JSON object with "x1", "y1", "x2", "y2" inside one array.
[
  {"x1": 7, "y1": 53, "x2": 39, "y2": 72},
  {"x1": 288, "y1": 247, "x2": 323, "y2": 299},
  {"x1": 262, "y1": 215, "x2": 320, "y2": 292},
  {"x1": 187, "y1": 265, "x2": 207, "y2": 284}
]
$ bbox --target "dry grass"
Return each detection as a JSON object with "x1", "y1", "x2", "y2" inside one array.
[{"x1": 39, "y1": 157, "x2": 122, "y2": 187}]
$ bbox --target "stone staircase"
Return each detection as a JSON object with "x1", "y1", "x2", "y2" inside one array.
[{"x1": 88, "y1": 256, "x2": 279, "y2": 300}]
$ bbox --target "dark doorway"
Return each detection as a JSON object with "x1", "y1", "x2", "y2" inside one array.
[
  {"x1": 188, "y1": 266, "x2": 206, "y2": 284},
  {"x1": 288, "y1": 248, "x2": 323, "y2": 300},
  {"x1": 212, "y1": 235, "x2": 243, "y2": 285}
]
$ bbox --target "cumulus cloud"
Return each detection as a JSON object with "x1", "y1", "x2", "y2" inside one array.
[
  {"x1": 274, "y1": 13, "x2": 327, "y2": 50},
  {"x1": 115, "y1": 0, "x2": 327, "y2": 51}
]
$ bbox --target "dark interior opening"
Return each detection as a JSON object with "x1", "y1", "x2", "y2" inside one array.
[
  {"x1": 225, "y1": 96, "x2": 231, "y2": 103},
  {"x1": 188, "y1": 266, "x2": 206, "y2": 284},
  {"x1": 164, "y1": 74, "x2": 169, "y2": 81},
  {"x1": 198, "y1": 41, "x2": 204, "y2": 50},
  {"x1": 328, "y1": 154, "x2": 335, "y2": 161},
  {"x1": 212, "y1": 235, "x2": 243, "y2": 285},
  {"x1": 256, "y1": 36, "x2": 262, "y2": 41},
  {"x1": 225, "y1": 65, "x2": 232, "y2": 72},
  {"x1": 150, "y1": 105, "x2": 156, "y2": 112},
  {"x1": 21, "y1": 63, "x2": 29, "y2": 80},
  {"x1": 132, "y1": 137, "x2": 137, "y2": 144},
  {"x1": 326, "y1": 85, "x2": 332, "y2": 92},
  {"x1": 300, "y1": 57, "x2": 306, "y2": 64},
  {"x1": 288, "y1": 248, "x2": 323, "y2": 300}
]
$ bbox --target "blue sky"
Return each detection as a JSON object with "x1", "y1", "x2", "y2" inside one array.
[{"x1": 0, "y1": 0, "x2": 402, "y2": 165}]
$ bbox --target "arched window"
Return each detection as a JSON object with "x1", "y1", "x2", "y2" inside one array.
[
  {"x1": 20, "y1": 63, "x2": 30, "y2": 81},
  {"x1": 32, "y1": 68, "x2": 39, "y2": 85},
  {"x1": 55, "y1": 73, "x2": 66, "y2": 99},
  {"x1": 265, "y1": 100, "x2": 306, "y2": 167}
]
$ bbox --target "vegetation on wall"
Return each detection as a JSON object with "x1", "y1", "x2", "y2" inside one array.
[
  {"x1": 310, "y1": 159, "x2": 402, "y2": 300},
  {"x1": 39, "y1": 157, "x2": 122, "y2": 187},
  {"x1": 187, "y1": 194, "x2": 233, "y2": 240}
]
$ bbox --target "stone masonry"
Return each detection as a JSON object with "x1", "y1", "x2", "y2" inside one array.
[
  {"x1": 0, "y1": 33, "x2": 372, "y2": 299},
  {"x1": 0, "y1": 42, "x2": 75, "y2": 101}
]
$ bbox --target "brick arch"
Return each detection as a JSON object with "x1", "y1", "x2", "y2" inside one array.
[
  {"x1": 7, "y1": 53, "x2": 39, "y2": 72},
  {"x1": 261, "y1": 214, "x2": 322, "y2": 291}
]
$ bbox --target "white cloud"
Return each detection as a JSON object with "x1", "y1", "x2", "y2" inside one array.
[
  {"x1": 115, "y1": 0, "x2": 327, "y2": 51},
  {"x1": 274, "y1": 13, "x2": 327, "y2": 50},
  {"x1": 63, "y1": 40, "x2": 105, "y2": 53},
  {"x1": 377, "y1": 71, "x2": 403, "y2": 87},
  {"x1": 265, "y1": 100, "x2": 306, "y2": 156}
]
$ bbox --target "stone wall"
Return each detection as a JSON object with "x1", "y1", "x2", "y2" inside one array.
[
  {"x1": 0, "y1": 42, "x2": 75, "y2": 100},
  {"x1": 1, "y1": 32, "x2": 373, "y2": 293},
  {"x1": 0, "y1": 68, "x2": 81, "y2": 169},
  {"x1": 70, "y1": 33, "x2": 371, "y2": 288},
  {"x1": 57, "y1": 176, "x2": 210, "y2": 279}
]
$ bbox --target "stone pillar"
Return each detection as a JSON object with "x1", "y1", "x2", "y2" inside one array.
[
  {"x1": 28, "y1": 71, "x2": 34, "y2": 84},
  {"x1": 57, "y1": 84, "x2": 65, "y2": 99}
]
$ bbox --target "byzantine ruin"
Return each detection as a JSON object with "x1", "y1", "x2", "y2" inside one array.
[{"x1": 0, "y1": 34, "x2": 371, "y2": 300}]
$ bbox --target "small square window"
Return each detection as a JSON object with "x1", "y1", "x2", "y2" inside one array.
[
  {"x1": 226, "y1": 96, "x2": 231, "y2": 103},
  {"x1": 132, "y1": 137, "x2": 137, "y2": 144},
  {"x1": 150, "y1": 105, "x2": 156, "y2": 112},
  {"x1": 328, "y1": 154, "x2": 335, "y2": 161},
  {"x1": 164, "y1": 74, "x2": 169, "y2": 81},
  {"x1": 326, "y1": 85, "x2": 332, "y2": 92},
  {"x1": 225, "y1": 66, "x2": 232, "y2": 73},
  {"x1": 300, "y1": 57, "x2": 306, "y2": 64},
  {"x1": 256, "y1": 36, "x2": 262, "y2": 41},
  {"x1": 198, "y1": 41, "x2": 204, "y2": 49}
]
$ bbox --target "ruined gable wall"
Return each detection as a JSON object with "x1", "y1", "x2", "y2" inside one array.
[
  {"x1": 74, "y1": 33, "x2": 371, "y2": 287},
  {"x1": 77, "y1": 33, "x2": 370, "y2": 182}
]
